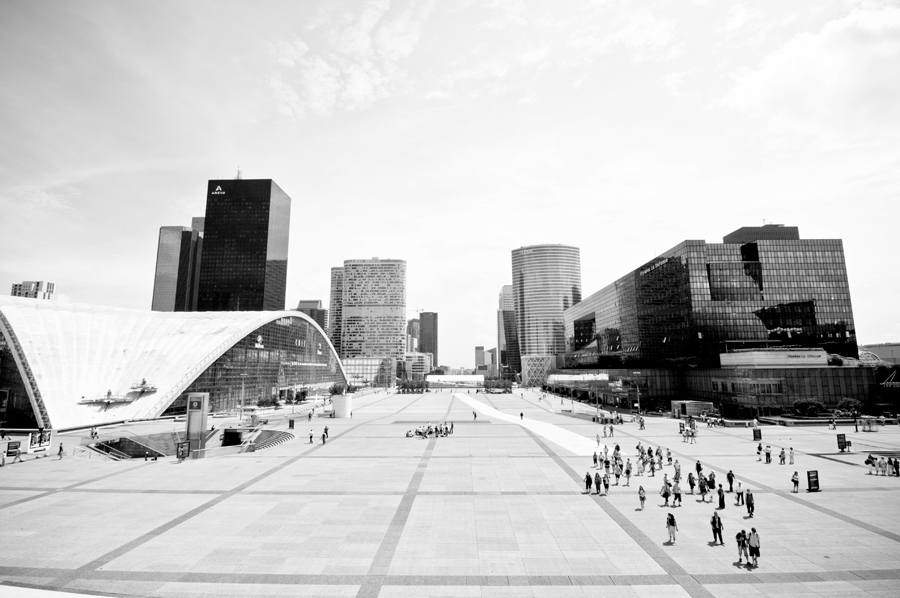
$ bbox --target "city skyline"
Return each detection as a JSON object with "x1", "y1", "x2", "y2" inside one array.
[{"x1": 1, "y1": 1, "x2": 899, "y2": 368}]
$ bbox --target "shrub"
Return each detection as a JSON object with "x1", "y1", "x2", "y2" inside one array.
[
  {"x1": 793, "y1": 399, "x2": 826, "y2": 417},
  {"x1": 836, "y1": 398, "x2": 862, "y2": 413}
]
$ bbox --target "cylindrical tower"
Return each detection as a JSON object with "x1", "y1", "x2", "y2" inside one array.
[{"x1": 511, "y1": 244, "x2": 581, "y2": 385}]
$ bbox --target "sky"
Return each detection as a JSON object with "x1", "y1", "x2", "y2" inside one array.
[{"x1": 1, "y1": 0, "x2": 898, "y2": 369}]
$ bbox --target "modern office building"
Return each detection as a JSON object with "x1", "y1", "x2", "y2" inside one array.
[
  {"x1": 407, "y1": 319, "x2": 419, "y2": 352},
  {"x1": 196, "y1": 179, "x2": 291, "y2": 312},
  {"x1": 342, "y1": 357, "x2": 396, "y2": 388},
  {"x1": 512, "y1": 244, "x2": 581, "y2": 385},
  {"x1": 296, "y1": 300, "x2": 327, "y2": 331},
  {"x1": 557, "y1": 225, "x2": 867, "y2": 418},
  {"x1": 419, "y1": 312, "x2": 438, "y2": 367},
  {"x1": 329, "y1": 267, "x2": 344, "y2": 356},
  {"x1": 497, "y1": 285, "x2": 521, "y2": 376},
  {"x1": 0, "y1": 296, "x2": 345, "y2": 429},
  {"x1": 10, "y1": 281, "x2": 55, "y2": 300},
  {"x1": 475, "y1": 346, "x2": 486, "y2": 367},
  {"x1": 340, "y1": 258, "x2": 407, "y2": 361},
  {"x1": 860, "y1": 343, "x2": 900, "y2": 365},
  {"x1": 404, "y1": 352, "x2": 433, "y2": 381},
  {"x1": 151, "y1": 222, "x2": 203, "y2": 312}
]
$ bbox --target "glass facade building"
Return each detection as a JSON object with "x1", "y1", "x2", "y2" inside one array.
[
  {"x1": 151, "y1": 225, "x2": 203, "y2": 312},
  {"x1": 419, "y1": 312, "x2": 438, "y2": 367},
  {"x1": 497, "y1": 285, "x2": 521, "y2": 375},
  {"x1": 296, "y1": 300, "x2": 328, "y2": 332},
  {"x1": 197, "y1": 179, "x2": 291, "y2": 312},
  {"x1": 340, "y1": 259, "x2": 407, "y2": 361},
  {"x1": 564, "y1": 231, "x2": 857, "y2": 368},
  {"x1": 512, "y1": 244, "x2": 581, "y2": 384},
  {"x1": 329, "y1": 267, "x2": 344, "y2": 356},
  {"x1": 343, "y1": 357, "x2": 396, "y2": 387}
]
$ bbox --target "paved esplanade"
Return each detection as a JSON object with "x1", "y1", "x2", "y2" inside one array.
[{"x1": 1, "y1": 391, "x2": 899, "y2": 598}]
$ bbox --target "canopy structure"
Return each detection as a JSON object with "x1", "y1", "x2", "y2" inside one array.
[{"x1": 0, "y1": 297, "x2": 345, "y2": 430}]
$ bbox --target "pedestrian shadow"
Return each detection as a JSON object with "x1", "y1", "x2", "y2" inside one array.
[
  {"x1": 663, "y1": 540, "x2": 674, "y2": 546},
  {"x1": 742, "y1": 515, "x2": 754, "y2": 519},
  {"x1": 707, "y1": 541, "x2": 720, "y2": 547}
]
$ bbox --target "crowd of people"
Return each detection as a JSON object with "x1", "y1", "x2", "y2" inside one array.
[
  {"x1": 406, "y1": 422, "x2": 453, "y2": 438},
  {"x1": 866, "y1": 454, "x2": 900, "y2": 476}
]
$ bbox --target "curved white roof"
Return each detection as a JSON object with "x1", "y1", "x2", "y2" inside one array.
[{"x1": 0, "y1": 297, "x2": 345, "y2": 430}]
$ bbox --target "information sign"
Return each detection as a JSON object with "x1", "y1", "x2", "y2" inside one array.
[
  {"x1": 176, "y1": 441, "x2": 190, "y2": 461},
  {"x1": 807, "y1": 470, "x2": 820, "y2": 492},
  {"x1": 6, "y1": 440, "x2": 20, "y2": 458},
  {"x1": 837, "y1": 434, "x2": 847, "y2": 451},
  {"x1": 752, "y1": 428, "x2": 762, "y2": 441}
]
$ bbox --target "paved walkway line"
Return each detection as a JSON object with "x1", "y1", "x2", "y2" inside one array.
[
  {"x1": 454, "y1": 393, "x2": 602, "y2": 456},
  {"x1": 522, "y1": 428, "x2": 717, "y2": 598},
  {"x1": 612, "y1": 424, "x2": 900, "y2": 545},
  {"x1": 355, "y1": 437, "x2": 436, "y2": 598}
]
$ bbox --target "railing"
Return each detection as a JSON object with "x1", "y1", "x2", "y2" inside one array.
[
  {"x1": 72, "y1": 446, "x2": 115, "y2": 461},
  {"x1": 91, "y1": 442, "x2": 132, "y2": 460}
]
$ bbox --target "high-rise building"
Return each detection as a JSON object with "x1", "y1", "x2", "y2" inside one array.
[
  {"x1": 497, "y1": 285, "x2": 520, "y2": 375},
  {"x1": 419, "y1": 312, "x2": 438, "y2": 367},
  {"x1": 564, "y1": 225, "x2": 857, "y2": 366},
  {"x1": 512, "y1": 244, "x2": 581, "y2": 385},
  {"x1": 295, "y1": 300, "x2": 328, "y2": 331},
  {"x1": 196, "y1": 179, "x2": 291, "y2": 312},
  {"x1": 407, "y1": 319, "x2": 419, "y2": 352},
  {"x1": 10, "y1": 281, "x2": 55, "y2": 300},
  {"x1": 190, "y1": 217, "x2": 205, "y2": 233},
  {"x1": 475, "y1": 346, "x2": 486, "y2": 367},
  {"x1": 723, "y1": 224, "x2": 799, "y2": 244},
  {"x1": 151, "y1": 222, "x2": 203, "y2": 312},
  {"x1": 329, "y1": 267, "x2": 344, "y2": 356},
  {"x1": 404, "y1": 352, "x2": 433, "y2": 381},
  {"x1": 340, "y1": 258, "x2": 407, "y2": 360}
]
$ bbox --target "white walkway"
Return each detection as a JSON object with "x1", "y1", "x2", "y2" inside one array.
[{"x1": 454, "y1": 393, "x2": 607, "y2": 457}]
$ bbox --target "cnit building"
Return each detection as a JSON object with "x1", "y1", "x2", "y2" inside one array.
[{"x1": 551, "y1": 225, "x2": 882, "y2": 419}]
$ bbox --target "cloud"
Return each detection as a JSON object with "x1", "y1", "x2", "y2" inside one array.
[
  {"x1": 662, "y1": 71, "x2": 689, "y2": 97},
  {"x1": 724, "y1": 7, "x2": 900, "y2": 148},
  {"x1": 568, "y1": 7, "x2": 683, "y2": 64},
  {"x1": 716, "y1": 4, "x2": 763, "y2": 35},
  {"x1": 270, "y1": 0, "x2": 433, "y2": 116},
  {"x1": 520, "y1": 45, "x2": 551, "y2": 66}
]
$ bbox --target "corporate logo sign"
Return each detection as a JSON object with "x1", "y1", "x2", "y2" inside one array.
[{"x1": 211, "y1": 185, "x2": 225, "y2": 195}]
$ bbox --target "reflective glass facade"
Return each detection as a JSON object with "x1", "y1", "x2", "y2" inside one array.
[
  {"x1": 197, "y1": 179, "x2": 291, "y2": 312},
  {"x1": 565, "y1": 235, "x2": 857, "y2": 367},
  {"x1": 329, "y1": 267, "x2": 344, "y2": 356},
  {"x1": 497, "y1": 285, "x2": 520, "y2": 374},
  {"x1": 167, "y1": 315, "x2": 345, "y2": 414},
  {"x1": 419, "y1": 312, "x2": 438, "y2": 366},
  {"x1": 343, "y1": 357, "x2": 395, "y2": 387},
  {"x1": 151, "y1": 226, "x2": 202, "y2": 312}
]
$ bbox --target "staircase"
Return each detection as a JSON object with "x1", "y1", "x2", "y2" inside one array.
[{"x1": 253, "y1": 431, "x2": 295, "y2": 451}]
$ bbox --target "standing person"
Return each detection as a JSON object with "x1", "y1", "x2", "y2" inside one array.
[
  {"x1": 698, "y1": 475, "x2": 708, "y2": 502},
  {"x1": 666, "y1": 449, "x2": 672, "y2": 466},
  {"x1": 717, "y1": 484, "x2": 726, "y2": 509},
  {"x1": 711, "y1": 511, "x2": 724, "y2": 545},
  {"x1": 672, "y1": 479, "x2": 682, "y2": 507},
  {"x1": 593, "y1": 452, "x2": 599, "y2": 468},
  {"x1": 520, "y1": 412, "x2": 523, "y2": 420},
  {"x1": 746, "y1": 489, "x2": 755, "y2": 518},
  {"x1": 687, "y1": 472, "x2": 696, "y2": 495},
  {"x1": 666, "y1": 513, "x2": 678, "y2": 545},
  {"x1": 660, "y1": 480, "x2": 671, "y2": 506},
  {"x1": 791, "y1": 471, "x2": 799, "y2": 493},
  {"x1": 308, "y1": 411, "x2": 312, "y2": 422},
  {"x1": 789, "y1": 447, "x2": 794, "y2": 465},
  {"x1": 765, "y1": 445, "x2": 772, "y2": 464},
  {"x1": 603, "y1": 424, "x2": 608, "y2": 438},
  {"x1": 736, "y1": 530, "x2": 749, "y2": 564},
  {"x1": 726, "y1": 470, "x2": 735, "y2": 492},
  {"x1": 603, "y1": 473, "x2": 611, "y2": 495},
  {"x1": 309, "y1": 429, "x2": 314, "y2": 444},
  {"x1": 696, "y1": 461, "x2": 703, "y2": 478},
  {"x1": 624, "y1": 459, "x2": 632, "y2": 486},
  {"x1": 321, "y1": 432, "x2": 327, "y2": 444},
  {"x1": 639, "y1": 485, "x2": 646, "y2": 509},
  {"x1": 649, "y1": 457, "x2": 656, "y2": 477},
  {"x1": 473, "y1": 411, "x2": 477, "y2": 421},
  {"x1": 614, "y1": 463, "x2": 621, "y2": 485},
  {"x1": 595, "y1": 472, "x2": 602, "y2": 495},
  {"x1": 779, "y1": 448, "x2": 786, "y2": 465},
  {"x1": 747, "y1": 528, "x2": 761, "y2": 567},
  {"x1": 324, "y1": 425, "x2": 329, "y2": 439},
  {"x1": 757, "y1": 442, "x2": 762, "y2": 461},
  {"x1": 451, "y1": 422, "x2": 454, "y2": 434},
  {"x1": 596, "y1": 433, "x2": 601, "y2": 447},
  {"x1": 735, "y1": 481, "x2": 744, "y2": 505},
  {"x1": 58, "y1": 444, "x2": 64, "y2": 459},
  {"x1": 585, "y1": 472, "x2": 593, "y2": 494}
]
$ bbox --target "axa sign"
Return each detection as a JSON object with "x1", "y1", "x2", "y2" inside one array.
[{"x1": 211, "y1": 185, "x2": 225, "y2": 195}]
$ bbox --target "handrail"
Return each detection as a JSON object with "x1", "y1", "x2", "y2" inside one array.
[
  {"x1": 73, "y1": 446, "x2": 114, "y2": 461},
  {"x1": 91, "y1": 442, "x2": 132, "y2": 460},
  {"x1": 108, "y1": 430, "x2": 170, "y2": 456}
]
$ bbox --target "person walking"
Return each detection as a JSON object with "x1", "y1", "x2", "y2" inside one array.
[
  {"x1": 735, "y1": 481, "x2": 744, "y2": 505},
  {"x1": 660, "y1": 480, "x2": 671, "y2": 506},
  {"x1": 321, "y1": 432, "x2": 327, "y2": 444},
  {"x1": 595, "y1": 472, "x2": 602, "y2": 495},
  {"x1": 12, "y1": 446, "x2": 23, "y2": 463},
  {"x1": 324, "y1": 425, "x2": 329, "y2": 439},
  {"x1": 726, "y1": 470, "x2": 735, "y2": 492},
  {"x1": 585, "y1": 472, "x2": 593, "y2": 494},
  {"x1": 450, "y1": 422, "x2": 454, "y2": 434},
  {"x1": 717, "y1": 484, "x2": 726, "y2": 509},
  {"x1": 596, "y1": 433, "x2": 601, "y2": 447},
  {"x1": 309, "y1": 429, "x2": 314, "y2": 444},
  {"x1": 779, "y1": 448, "x2": 786, "y2": 465},
  {"x1": 624, "y1": 459, "x2": 632, "y2": 486},
  {"x1": 602, "y1": 424, "x2": 608, "y2": 438},
  {"x1": 473, "y1": 411, "x2": 477, "y2": 421},
  {"x1": 747, "y1": 528, "x2": 761, "y2": 567},
  {"x1": 687, "y1": 472, "x2": 696, "y2": 495},
  {"x1": 699, "y1": 475, "x2": 708, "y2": 503},
  {"x1": 765, "y1": 445, "x2": 772, "y2": 464},
  {"x1": 736, "y1": 530, "x2": 749, "y2": 564},
  {"x1": 614, "y1": 463, "x2": 621, "y2": 485},
  {"x1": 58, "y1": 444, "x2": 64, "y2": 459},
  {"x1": 672, "y1": 480, "x2": 682, "y2": 506},
  {"x1": 593, "y1": 451, "x2": 598, "y2": 468},
  {"x1": 757, "y1": 442, "x2": 762, "y2": 461},
  {"x1": 791, "y1": 471, "x2": 799, "y2": 493},
  {"x1": 789, "y1": 447, "x2": 794, "y2": 465},
  {"x1": 746, "y1": 489, "x2": 755, "y2": 518},
  {"x1": 520, "y1": 412, "x2": 523, "y2": 420},
  {"x1": 639, "y1": 485, "x2": 646, "y2": 509},
  {"x1": 666, "y1": 513, "x2": 678, "y2": 544},
  {"x1": 711, "y1": 511, "x2": 724, "y2": 545},
  {"x1": 609, "y1": 424, "x2": 614, "y2": 437},
  {"x1": 696, "y1": 461, "x2": 703, "y2": 478}
]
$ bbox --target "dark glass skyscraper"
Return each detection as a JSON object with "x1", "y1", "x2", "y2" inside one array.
[
  {"x1": 419, "y1": 312, "x2": 438, "y2": 366},
  {"x1": 151, "y1": 225, "x2": 202, "y2": 312},
  {"x1": 197, "y1": 179, "x2": 291, "y2": 312}
]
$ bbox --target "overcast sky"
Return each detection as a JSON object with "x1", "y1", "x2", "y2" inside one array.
[{"x1": 1, "y1": 0, "x2": 898, "y2": 368}]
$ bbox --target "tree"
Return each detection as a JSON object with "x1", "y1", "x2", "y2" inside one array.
[
  {"x1": 793, "y1": 399, "x2": 826, "y2": 417},
  {"x1": 836, "y1": 398, "x2": 862, "y2": 413}
]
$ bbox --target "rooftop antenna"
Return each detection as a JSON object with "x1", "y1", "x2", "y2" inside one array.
[{"x1": 235, "y1": 167, "x2": 242, "y2": 180}]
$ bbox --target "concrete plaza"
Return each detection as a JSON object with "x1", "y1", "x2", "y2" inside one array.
[{"x1": 1, "y1": 390, "x2": 899, "y2": 598}]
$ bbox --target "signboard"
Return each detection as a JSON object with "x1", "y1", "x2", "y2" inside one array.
[
  {"x1": 752, "y1": 429, "x2": 762, "y2": 441},
  {"x1": 679, "y1": 422, "x2": 685, "y2": 433},
  {"x1": 176, "y1": 441, "x2": 190, "y2": 461},
  {"x1": 837, "y1": 434, "x2": 847, "y2": 451},
  {"x1": 28, "y1": 429, "x2": 52, "y2": 453},
  {"x1": 807, "y1": 470, "x2": 820, "y2": 492},
  {"x1": 188, "y1": 397, "x2": 203, "y2": 411},
  {"x1": 6, "y1": 440, "x2": 20, "y2": 458}
]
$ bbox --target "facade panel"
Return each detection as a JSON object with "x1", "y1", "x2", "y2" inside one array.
[{"x1": 341, "y1": 259, "x2": 407, "y2": 361}]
